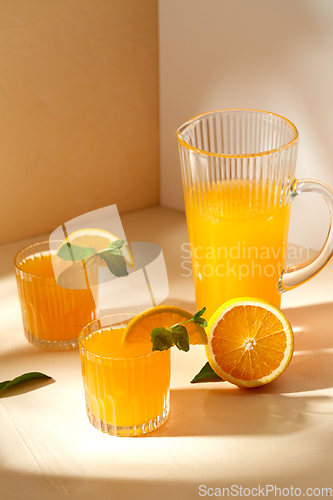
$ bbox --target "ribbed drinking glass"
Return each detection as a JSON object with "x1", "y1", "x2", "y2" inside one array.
[
  {"x1": 14, "y1": 241, "x2": 98, "y2": 350},
  {"x1": 79, "y1": 313, "x2": 170, "y2": 437}
]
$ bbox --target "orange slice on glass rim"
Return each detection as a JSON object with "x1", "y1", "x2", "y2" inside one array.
[
  {"x1": 57, "y1": 228, "x2": 133, "y2": 267},
  {"x1": 205, "y1": 297, "x2": 294, "y2": 388},
  {"x1": 122, "y1": 305, "x2": 207, "y2": 347}
]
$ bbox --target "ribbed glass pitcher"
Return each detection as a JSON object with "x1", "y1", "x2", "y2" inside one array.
[{"x1": 176, "y1": 109, "x2": 333, "y2": 319}]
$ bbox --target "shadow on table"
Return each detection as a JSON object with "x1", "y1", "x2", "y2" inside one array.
[
  {"x1": 0, "y1": 471, "x2": 203, "y2": 500},
  {"x1": 0, "y1": 340, "x2": 79, "y2": 369},
  {"x1": 0, "y1": 341, "x2": 78, "y2": 400},
  {"x1": 169, "y1": 298, "x2": 333, "y2": 391},
  {"x1": 2, "y1": 300, "x2": 333, "y2": 439},
  {"x1": 153, "y1": 300, "x2": 333, "y2": 438},
  {"x1": 2, "y1": 463, "x2": 333, "y2": 500},
  {"x1": 152, "y1": 386, "x2": 331, "y2": 438}
]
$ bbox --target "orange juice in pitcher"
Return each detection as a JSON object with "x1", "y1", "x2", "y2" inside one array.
[
  {"x1": 177, "y1": 109, "x2": 333, "y2": 320},
  {"x1": 185, "y1": 179, "x2": 291, "y2": 319}
]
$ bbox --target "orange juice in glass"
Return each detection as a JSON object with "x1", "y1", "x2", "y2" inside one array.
[
  {"x1": 177, "y1": 109, "x2": 333, "y2": 320},
  {"x1": 79, "y1": 314, "x2": 170, "y2": 436},
  {"x1": 14, "y1": 241, "x2": 98, "y2": 350}
]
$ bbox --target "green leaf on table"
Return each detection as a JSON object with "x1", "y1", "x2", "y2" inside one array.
[
  {"x1": 171, "y1": 324, "x2": 190, "y2": 352},
  {"x1": 0, "y1": 372, "x2": 52, "y2": 392},
  {"x1": 151, "y1": 327, "x2": 174, "y2": 351},
  {"x1": 57, "y1": 243, "x2": 96, "y2": 262},
  {"x1": 190, "y1": 362, "x2": 225, "y2": 384}
]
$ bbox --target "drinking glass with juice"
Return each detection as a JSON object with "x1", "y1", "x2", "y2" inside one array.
[
  {"x1": 176, "y1": 109, "x2": 333, "y2": 320},
  {"x1": 79, "y1": 313, "x2": 170, "y2": 436},
  {"x1": 15, "y1": 241, "x2": 98, "y2": 350}
]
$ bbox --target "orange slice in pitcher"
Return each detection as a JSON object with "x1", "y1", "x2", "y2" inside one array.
[
  {"x1": 122, "y1": 305, "x2": 207, "y2": 346},
  {"x1": 205, "y1": 297, "x2": 294, "y2": 388}
]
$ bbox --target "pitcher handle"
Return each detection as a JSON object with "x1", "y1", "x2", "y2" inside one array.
[{"x1": 279, "y1": 178, "x2": 333, "y2": 292}]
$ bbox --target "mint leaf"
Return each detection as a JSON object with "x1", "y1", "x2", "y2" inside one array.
[
  {"x1": 57, "y1": 243, "x2": 96, "y2": 262},
  {"x1": 177, "y1": 307, "x2": 207, "y2": 328},
  {"x1": 108, "y1": 239, "x2": 126, "y2": 249},
  {"x1": 171, "y1": 324, "x2": 189, "y2": 352},
  {"x1": 57, "y1": 238, "x2": 129, "y2": 278},
  {"x1": 170, "y1": 324, "x2": 188, "y2": 335},
  {"x1": 193, "y1": 317, "x2": 207, "y2": 327},
  {"x1": 193, "y1": 307, "x2": 206, "y2": 320},
  {"x1": 190, "y1": 362, "x2": 225, "y2": 383},
  {"x1": 104, "y1": 247, "x2": 122, "y2": 256},
  {"x1": 151, "y1": 327, "x2": 174, "y2": 351},
  {"x1": 0, "y1": 372, "x2": 52, "y2": 393},
  {"x1": 99, "y1": 250, "x2": 128, "y2": 277},
  {"x1": 150, "y1": 307, "x2": 208, "y2": 353},
  {"x1": 192, "y1": 308, "x2": 207, "y2": 327}
]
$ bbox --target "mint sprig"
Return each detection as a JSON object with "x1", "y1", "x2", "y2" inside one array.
[
  {"x1": 151, "y1": 327, "x2": 174, "y2": 351},
  {"x1": 57, "y1": 243, "x2": 95, "y2": 261},
  {"x1": 151, "y1": 307, "x2": 207, "y2": 352},
  {"x1": 171, "y1": 324, "x2": 190, "y2": 352},
  {"x1": 57, "y1": 238, "x2": 129, "y2": 277}
]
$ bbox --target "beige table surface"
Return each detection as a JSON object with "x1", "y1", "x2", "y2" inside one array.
[{"x1": 1, "y1": 206, "x2": 333, "y2": 500}]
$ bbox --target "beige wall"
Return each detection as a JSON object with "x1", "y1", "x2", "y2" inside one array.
[
  {"x1": 0, "y1": 0, "x2": 158, "y2": 245},
  {"x1": 159, "y1": 0, "x2": 333, "y2": 251}
]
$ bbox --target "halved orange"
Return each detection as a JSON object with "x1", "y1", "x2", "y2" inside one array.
[
  {"x1": 205, "y1": 297, "x2": 294, "y2": 388},
  {"x1": 122, "y1": 305, "x2": 207, "y2": 346}
]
